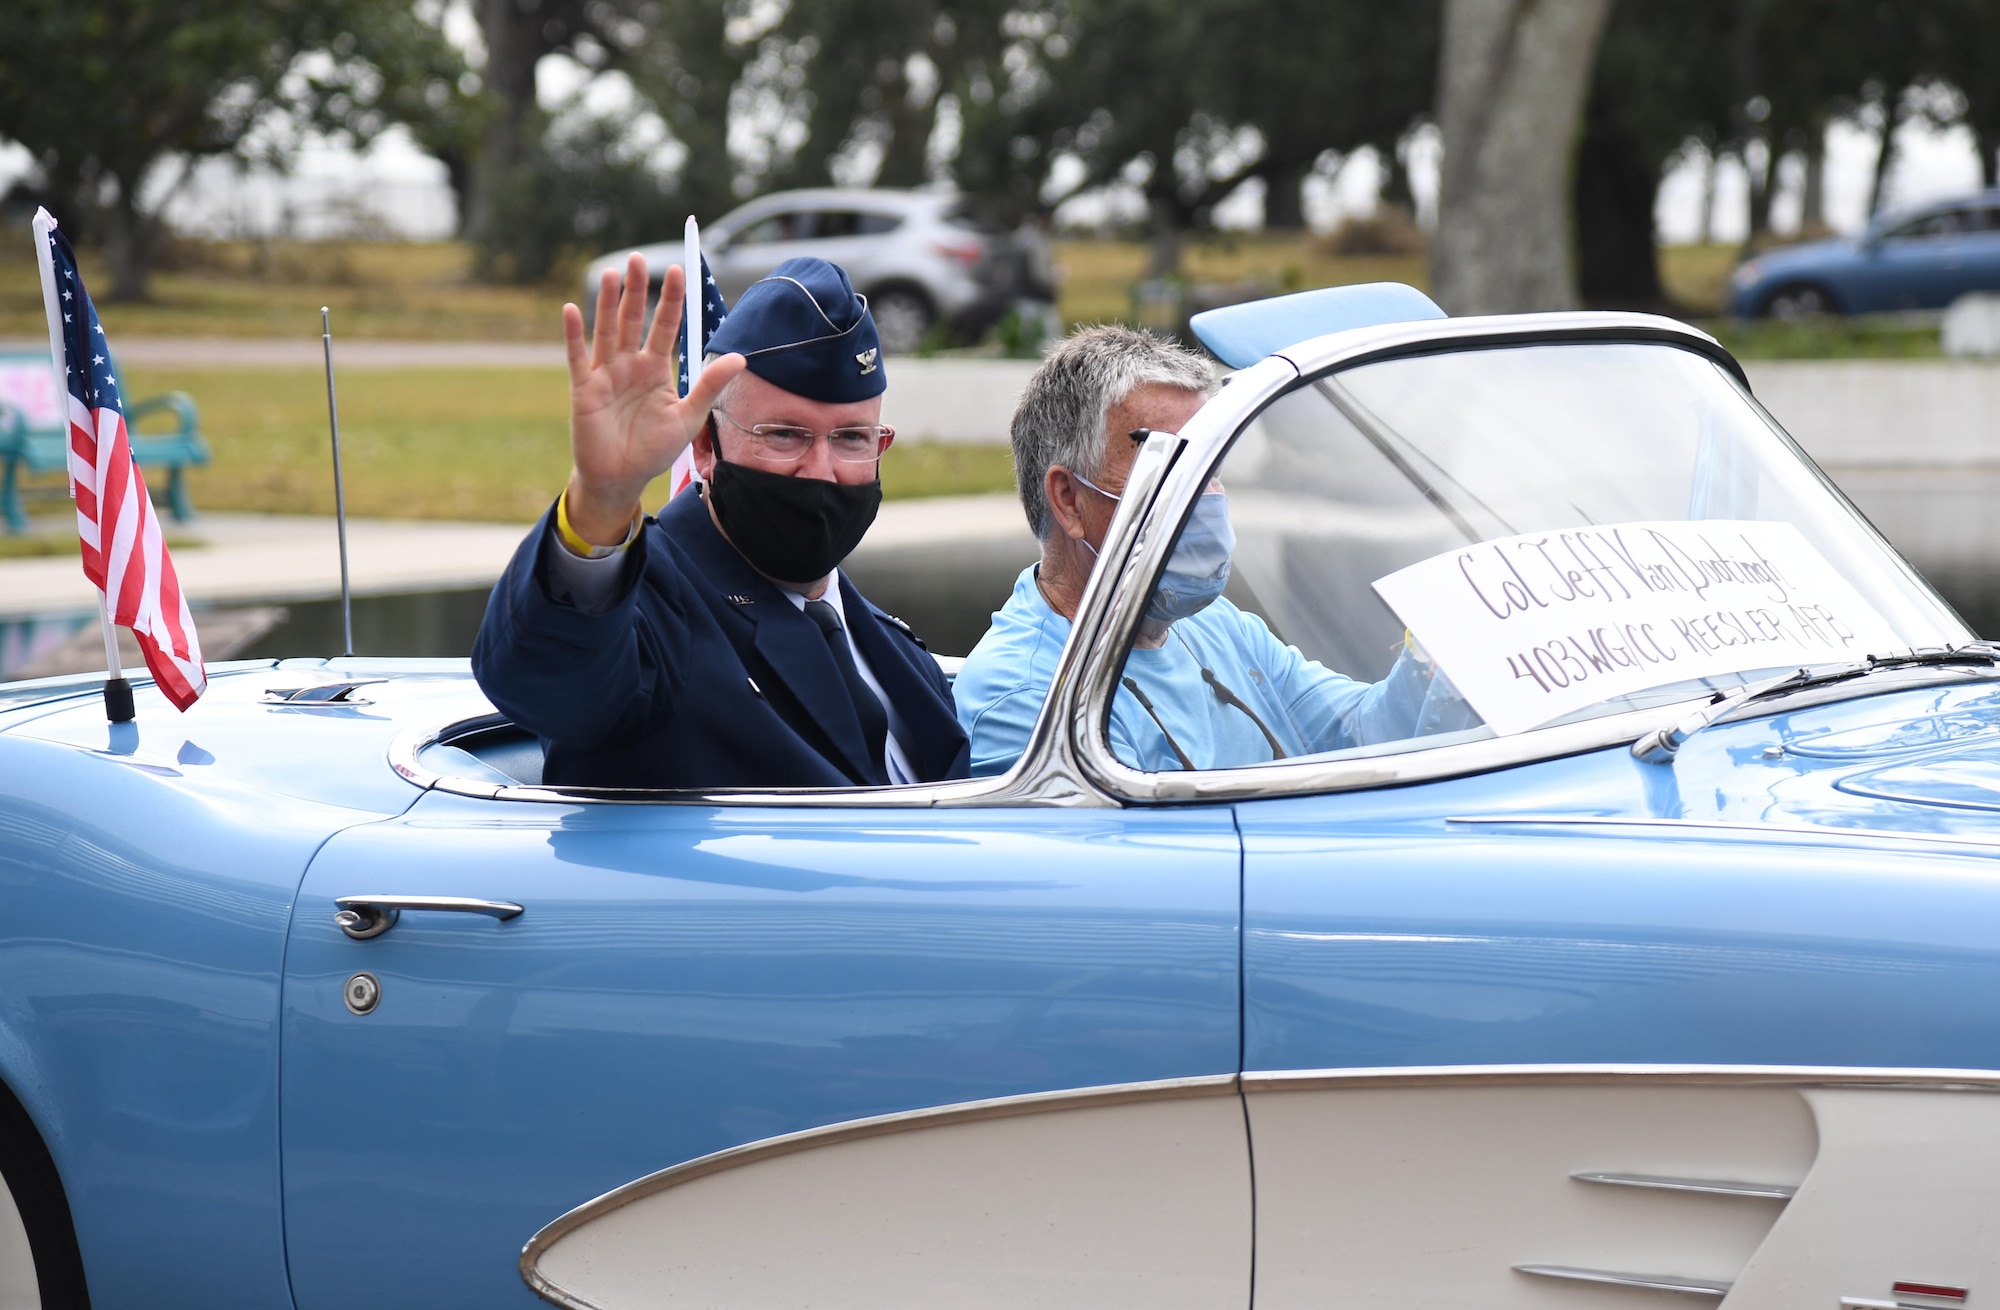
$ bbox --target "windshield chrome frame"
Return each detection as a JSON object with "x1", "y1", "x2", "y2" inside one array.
[{"x1": 391, "y1": 310, "x2": 1979, "y2": 808}]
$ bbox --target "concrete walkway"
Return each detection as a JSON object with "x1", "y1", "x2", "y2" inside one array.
[{"x1": 0, "y1": 494, "x2": 1034, "y2": 621}]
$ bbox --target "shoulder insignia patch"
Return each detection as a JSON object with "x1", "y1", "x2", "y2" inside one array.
[{"x1": 877, "y1": 611, "x2": 928, "y2": 650}]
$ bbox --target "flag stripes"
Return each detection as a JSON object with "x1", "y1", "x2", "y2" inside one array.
[{"x1": 34, "y1": 208, "x2": 205, "y2": 710}]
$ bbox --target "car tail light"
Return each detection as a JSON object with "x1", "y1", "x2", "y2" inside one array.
[{"x1": 933, "y1": 238, "x2": 986, "y2": 267}]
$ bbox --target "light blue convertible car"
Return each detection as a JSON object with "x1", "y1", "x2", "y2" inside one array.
[{"x1": 5, "y1": 289, "x2": 2000, "y2": 1310}]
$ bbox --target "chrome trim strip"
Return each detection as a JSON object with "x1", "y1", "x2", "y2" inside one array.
[
  {"x1": 1240, "y1": 1063, "x2": 2000, "y2": 1094},
  {"x1": 1514, "y1": 1264, "x2": 1731, "y2": 1298},
  {"x1": 1572, "y1": 1171, "x2": 1796, "y2": 1200},
  {"x1": 518, "y1": 1073, "x2": 1241, "y2": 1308},
  {"x1": 1445, "y1": 813, "x2": 2000, "y2": 857}
]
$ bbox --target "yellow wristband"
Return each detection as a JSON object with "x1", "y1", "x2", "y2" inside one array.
[{"x1": 555, "y1": 490, "x2": 639, "y2": 559}]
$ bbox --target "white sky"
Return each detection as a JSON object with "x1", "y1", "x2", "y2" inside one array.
[{"x1": 0, "y1": 60, "x2": 1988, "y2": 244}]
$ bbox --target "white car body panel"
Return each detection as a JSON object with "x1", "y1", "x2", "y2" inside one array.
[{"x1": 524, "y1": 1079, "x2": 1251, "y2": 1309}]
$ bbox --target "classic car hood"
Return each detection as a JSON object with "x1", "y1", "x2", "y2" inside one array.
[
  {"x1": 1592, "y1": 678, "x2": 2000, "y2": 840},
  {"x1": 0, "y1": 657, "x2": 496, "y2": 816}
]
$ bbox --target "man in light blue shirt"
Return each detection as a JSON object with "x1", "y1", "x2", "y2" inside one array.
[{"x1": 955, "y1": 326, "x2": 1470, "y2": 776}]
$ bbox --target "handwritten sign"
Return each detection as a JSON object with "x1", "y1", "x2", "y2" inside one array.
[{"x1": 1371, "y1": 520, "x2": 1901, "y2": 736}]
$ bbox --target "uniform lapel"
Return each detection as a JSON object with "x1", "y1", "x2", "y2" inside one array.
[
  {"x1": 840, "y1": 575, "x2": 964, "y2": 782},
  {"x1": 660, "y1": 494, "x2": 879, "y2": 785}
]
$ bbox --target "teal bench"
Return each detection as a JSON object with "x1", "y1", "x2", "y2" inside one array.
[{"x1": 0, "y1": 350, "x2": 210, "y2": 533}]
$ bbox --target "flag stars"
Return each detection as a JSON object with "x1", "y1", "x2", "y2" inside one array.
[
  {"x1": 92, "y1": 354, "x2": 104, "y2": 365},
  {"x1": 62, "y1": 289, "x2": 72, "y2": 301}
]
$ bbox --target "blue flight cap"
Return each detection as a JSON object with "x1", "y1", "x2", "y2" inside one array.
[{"x1": 705, "y1": 257, "x2": 886, "y2": 403}]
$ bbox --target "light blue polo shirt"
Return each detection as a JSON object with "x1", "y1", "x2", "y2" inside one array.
[{"x1": 956, "y1": 565, "x2": 1474, "y2": 776}]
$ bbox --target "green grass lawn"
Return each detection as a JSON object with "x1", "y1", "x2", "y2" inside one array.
[
  {"x1": 15, "y1": 366, "x2": 1013, "y2": 524},
  {"x1": 0, "y1": 241, "x2": 569, "y2": 342}
]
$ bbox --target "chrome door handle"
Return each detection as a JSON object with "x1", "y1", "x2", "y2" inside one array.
[{"x1": 334, "y1": 895, "x2": 525, "y2": 940}]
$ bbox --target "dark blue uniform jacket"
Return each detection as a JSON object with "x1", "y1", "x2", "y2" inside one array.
[{"x1": 473, "y1": 491, "x2": 971, "y2": 789}]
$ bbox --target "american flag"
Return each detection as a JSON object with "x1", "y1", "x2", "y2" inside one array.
[
  {"x1": 667, "y1": 253, "x2": 729, "y2": 502},
  {"x1": 32, "y1": 209, "x2": 205, "y2": 710}
]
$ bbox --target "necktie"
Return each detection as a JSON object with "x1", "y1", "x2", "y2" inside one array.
[{"x1": 804, "y1": 599, "x2": 890, "y2": 785}]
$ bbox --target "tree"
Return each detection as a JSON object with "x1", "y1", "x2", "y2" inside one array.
[
  {"x1": 298, "y1": 3, "x2": 489, "y2": 236},
  {"x1": 1918, "y1": 0, "x2": 2000, "y2": 188},
  {"x1": 1432, "y1": 0, "x2": 1613, "y2": 314},
  {"x1": 1204, "y1": 0, "x2": 1438, "y2": 231},
  {"x1": 0, "y1": 0, "x2": 471, "y2": 300},
  {"x1": 1572, "y1": 0, "x2": 1735, "y2": 308}
]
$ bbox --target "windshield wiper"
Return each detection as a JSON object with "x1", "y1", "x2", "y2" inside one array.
[{"x1": 1630, "y1": 645, "x2": 2000, "y2": 763}]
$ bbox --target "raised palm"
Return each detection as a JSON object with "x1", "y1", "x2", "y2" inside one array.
[{"x1": 562, "y1": 254, "x2": 745, "y2": 544}]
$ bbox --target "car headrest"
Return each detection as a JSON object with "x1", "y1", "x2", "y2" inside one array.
[{"x1": 1189, "y1": 282, "x2": 1447, "y2": 369}]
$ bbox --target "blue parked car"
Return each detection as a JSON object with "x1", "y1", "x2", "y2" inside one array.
[
  {"x1": 6, "y1": 287, "x2": 2000, "y2": 1310},
  {"x1": 1728, "y1": 189, "x2": 2000, "y2": 317}
]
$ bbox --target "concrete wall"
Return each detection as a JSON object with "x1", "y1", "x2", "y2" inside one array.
[
  {"x1": 1745, "y1": 360, "x2": 2000, "y2": 468},
  {"x1": 880, "y1": 359, "x2": 1038, "y2": 444},
  {"x1": 885, "y1": 357, "x2": 2000, "y2": 468}
]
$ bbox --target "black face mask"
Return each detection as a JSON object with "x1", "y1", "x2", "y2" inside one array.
[{"x1": 705, "y1": 455, "x2": 883, "y2": 585}]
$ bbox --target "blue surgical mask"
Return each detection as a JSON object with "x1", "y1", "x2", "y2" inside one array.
[
  {"x1": 1072, "y1": 474, "x2": 1234, "y2": 624},
  {"x1": 1148, "y1": 491, "x2": 1234, "y2": 622}
]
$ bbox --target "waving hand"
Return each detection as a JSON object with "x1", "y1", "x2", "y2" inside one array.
[{"x1": 561, "y1": 254, "x2": 746, "y2": 546}]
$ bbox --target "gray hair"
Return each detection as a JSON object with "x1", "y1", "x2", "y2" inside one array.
[{"x1": 1010, "y1": 326, "x2": 1215, "y2": 539}]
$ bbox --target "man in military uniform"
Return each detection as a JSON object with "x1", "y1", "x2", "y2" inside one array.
[{"x1": 474, "y1": 253, "x2": 970, "y2": 789}]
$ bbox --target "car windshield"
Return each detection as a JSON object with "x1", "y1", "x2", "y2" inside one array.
[{"x1": 1109, "y1": 340, "x2": 1969, "y2": 771}]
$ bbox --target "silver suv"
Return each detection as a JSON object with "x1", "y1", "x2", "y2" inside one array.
[{"x1": 584, "y1": 188, "x2": 1048, "y2": 355}]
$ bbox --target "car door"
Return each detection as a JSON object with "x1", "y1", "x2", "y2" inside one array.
[
  {"x1": 1855, "y1": 210, "x2": 1965, "y2": 310},
  {"x1": 277, "y1": 791, "x2": 1246, "y2": 1309},
  {"x1": 710, "y1": 208, "x2": 816, "y2": 302},
  {"x1": 1957, "y1": 204, "x2": 2000, "y2": 294}
]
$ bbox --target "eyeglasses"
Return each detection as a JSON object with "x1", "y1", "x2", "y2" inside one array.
[{"x1": 713, "y1": 409, "x2": 894, "y2": 464}]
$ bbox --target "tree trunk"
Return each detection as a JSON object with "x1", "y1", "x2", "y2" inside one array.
[
  {"x1": 1146, "y1": 189, "x2": 1187, "y2": 281},
  {"x1": 1573, "y1": 84, "x2": 1662, "y2": 310},
  {"x1": 440, "y1": 149, "x2": 476, "y2": 239},
  {"x1": 1431, "y1": 0, "x2": 1613, "y2": 314},
  {"x1": 1745, "y1": 136, "x2": 1773, "y2": 241},
  {"x1": 1381, "y1": 139, "x2": 1415, "y2": 213},
  {"x1": 1977, "y1": 126, "x2": 1997, "y2": 190},
  {"x1": 1697, "y1": 148, "x2": 1717, "y2": 244},
  {"x1": 103, "y1": 177, "x2": 153, "y2": 303},
  {"x1": 1262, "y1": 157, "x2": 1308, "y2": 231},
  {"x1": 1867, "y1": 84, "x2": 1908, "y2": 220},
  {"x1": 1800, "y1": 129, "x2": 1825, "y2": 233},
  {"x1": 469, "y1": 0, "x2": 548, "y2": 265},
  {"x1": 876, "y1": 97, "x2": 935, "y2": 189}
]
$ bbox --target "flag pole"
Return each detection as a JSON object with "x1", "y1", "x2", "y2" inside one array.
[
  {"x1": 97, "y1": 594, "x2": 133, "y2": 722},
  {"x1": 684, "y1": 216, "x2": 702, "y2": 396},
  {"x1": 320, "y1": 307, "x2": 354, "y2": 657}
]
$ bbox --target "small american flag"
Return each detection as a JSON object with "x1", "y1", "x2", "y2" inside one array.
[
  {"x1": 667, "y1": 253, "x2": 729, "y2": 502},
  {"x1": 32, "y1": 209, "x2": 205, "y2": 710}
]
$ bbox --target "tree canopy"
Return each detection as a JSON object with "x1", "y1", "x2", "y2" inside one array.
[
  {"x1": 10, "y1": 0, "x2": 2000, "y2": 309},
  {"x1": 0, "y1": 0, "x2": 473, "y2": 299}
]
